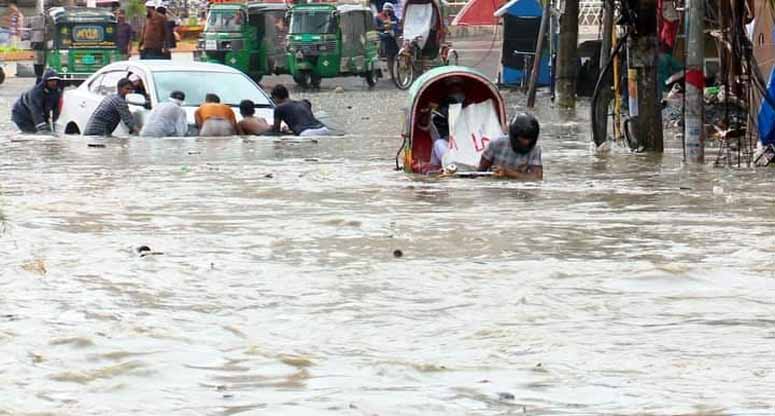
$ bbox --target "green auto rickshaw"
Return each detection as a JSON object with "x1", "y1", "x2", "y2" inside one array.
[
  {"x1": 286, "y1": 3, "x2": 380, "y2": 88},
  {"x1": 31, "y1": 7, "x2": 122, "y2": 85},
  {"x1": 197, "y1": 2, "x2": 289, "y2": 83}
]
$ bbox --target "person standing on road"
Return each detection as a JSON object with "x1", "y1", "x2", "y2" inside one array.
[
  {"x1": 139, "y1": 1, "x2": 169, "y2": 59},
  {"x1": 478, "y1": 112, "x2": 543, "y2": 180},
  {"x1": 2, "y1": 0, "x2": 24, "y2": 48},
  {"x1": 195, "y1": 93, "x2": 238, "y2": 136},
  {"x1": 156, "y1": 4, "x2": 178, "y2": 59},
  {"x1": 84, "y1": 78, "x2": 139, "y2": 136},
  {"x1": 270, "y1": 84, "x2": 330, "y2": 136},
  {"x1": 11, "y1": 69, "x2": 63, "y2": 134},
  {"x1": 115, "y1": 9, "x2": 134, "y2": 60},
  {"x1": 140, "y1": 90, "x2": 188, "y2": 137}
]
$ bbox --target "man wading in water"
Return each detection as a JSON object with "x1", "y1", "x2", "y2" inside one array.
[{"x1": 479, "y1": 112, "x2": 543, "y2": 180}]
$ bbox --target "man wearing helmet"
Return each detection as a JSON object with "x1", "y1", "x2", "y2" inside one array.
[{"x1": 478, "y1": 112, "x2": 543, "y2": 180}]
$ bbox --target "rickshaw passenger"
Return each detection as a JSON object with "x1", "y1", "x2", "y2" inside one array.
[
  {"x1": 479, "y1": 112, "x2": 543, "y2": 180},
  {"x1": 428, "y1": 78, "x2": 466, "y2": 167}
]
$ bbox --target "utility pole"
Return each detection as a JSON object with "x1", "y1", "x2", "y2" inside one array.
[
  {"x1": 556, "y1": 0, "x2": 579, "y2": 108},
  {"x1": 684, "y1": 0, "x2": 704, "y2": 162},
  {"x1": 527, "y1": 0, "x2": 551, "y2": 108},
  {"x1": 593, "y1": 0, "x2": 615, "y2": 145},
  {"x1": 627, "y1": 0, "x2": 663, "y2": 151}
]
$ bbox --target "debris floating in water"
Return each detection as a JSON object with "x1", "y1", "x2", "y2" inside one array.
[
  {"x1": 136, "y1": 246, "x2": 163, "y2": 257},
  {"x1": 497, "y1": 392, "x2": 515, "y2": 400},
  {"x1": 393, "y1": 249, "x2": 403, "y2": 258},
  {"x1": 87, "y1": 143, "x2": 106, "y2": 148}
]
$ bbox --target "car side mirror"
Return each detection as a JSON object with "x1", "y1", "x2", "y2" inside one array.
[{"x1": 126, "y1": 93, "x2": 148, "y2": 108}]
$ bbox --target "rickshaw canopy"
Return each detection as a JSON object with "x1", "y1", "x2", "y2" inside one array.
[
  {"x1": 48, "y1": 7, "x2": 117, "y2": 25},
  {"x1": 402, "y1": 66, "x2": 508, "y2": 173}
]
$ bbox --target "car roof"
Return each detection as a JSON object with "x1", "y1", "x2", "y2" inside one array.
[{"x1": 103, "y1": 60, "x2": 244, "y2": 74}]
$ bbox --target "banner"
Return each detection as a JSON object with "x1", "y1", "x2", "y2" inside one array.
[{"x1": 444, "y1": 99, "x2": 504, "y2": 169}]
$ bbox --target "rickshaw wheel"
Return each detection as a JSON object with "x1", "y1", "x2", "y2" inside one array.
[
  {"x1": 0, "y1": 67, "x2": 5, "y2": 85},
  {"x1": 392, "y1": 55, "x2": 414, "y2": 90},
  {"x1": 293, "y1": 72, "x2": 310, "y2": 89}
]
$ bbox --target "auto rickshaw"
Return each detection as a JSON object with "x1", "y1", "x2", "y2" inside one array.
[
  {"x1": 398, "y1": 66, "x2": 507, "y2": 175},
  {"x1": 197, "y1": 2, "x2": 289, "y2": 83},
  {"x1": 286, "y1": 3, "x2": 380, "y2": 88},
  {"x1": 393, "y1": 0, "x2": 458, "y2": 90},
  {"x1": 31, "y1": 7, "x2": 122, "y2": 85}
]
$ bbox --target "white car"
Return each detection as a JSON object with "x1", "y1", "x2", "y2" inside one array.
[{"x1": 57, "y1": 60, "x2": 276, "y2": 136}]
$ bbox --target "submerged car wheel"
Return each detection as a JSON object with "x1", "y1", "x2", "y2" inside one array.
[
  {"x1": 392, "y1": 55, "x2": 414, "y2": 90},
  {"x1": 293, "y1": 71, "x2": 310, "y2": 89},
  {"x1": 310, "y1": 73, "x2": 322, "y2": 89},
  {"x1": 447, "y1": 50, "x2": 459, "y2": 66}
]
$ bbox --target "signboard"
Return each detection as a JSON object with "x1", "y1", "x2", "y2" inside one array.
[{"x1": 73, "y1": 25, "x2": 104, "y2": 42}]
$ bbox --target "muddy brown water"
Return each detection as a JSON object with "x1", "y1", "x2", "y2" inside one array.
[{"x1": 1, "y1": 77, "x2": 775, "y2": 415}]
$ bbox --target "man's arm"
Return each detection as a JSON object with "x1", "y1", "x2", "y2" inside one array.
[
  {"x1": 194, "y1": 108, "x2": 203, "y2": 128},
  {"x1": 494, "y1": 165, "x2": 543, "y2": 180},
  {"x1": 27, "y1": 89, "x2": 50, "y2": 131},
  {"x1": 175, "y1": 109, "x2": 187, "y2": 136},
  {"x1": 272, "y1": 108, "x2": 283, "y2": 132},
  {"x1": 478, "y1": 156, "x2": 493, "y2": 172},
  {"x1": 117, "y1": 98, "x2": 138, "y2": 134}
]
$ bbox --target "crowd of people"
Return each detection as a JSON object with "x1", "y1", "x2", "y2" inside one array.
[{"x1": 10, "y1": 68, "x2": 332, "y2": 139}]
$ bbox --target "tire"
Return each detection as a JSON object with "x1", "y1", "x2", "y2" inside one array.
[
  {"x1": 447, "y1": 50, "x2": 459, "y2": 66},
  {"x1": 65, "y1": 123, "x2": 80, "y2": 135},
  {"x1": 310, "y1": 73, "x2": 322, "y2": 89},
  {"x1": 365, "y1": 66, "x2": 377, "y2": 88},
  {"x1": 293, "y1": 71, "x2": 310, "y2": 89},
  {"x1": 392, "y1": 54, "x2": 414, "y2": 90},
  {"x1": 0, "y1": 68, "x2": 5, "y2": 85}
]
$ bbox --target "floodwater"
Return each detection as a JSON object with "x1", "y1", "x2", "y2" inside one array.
[{"x1": 1, "y1": 76, "x2": 775, "y2": 416}]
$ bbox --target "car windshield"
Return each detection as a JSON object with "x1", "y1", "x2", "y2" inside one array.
[
  {"x1": 206, "y1": 10, "x2": 244, "y2": 32},
  {"x1": 289, "y1": 10, "x2": 335, "y2": 34},
  {"x1": 152, "y1": 71, "x2": 272, "y2": 107}
]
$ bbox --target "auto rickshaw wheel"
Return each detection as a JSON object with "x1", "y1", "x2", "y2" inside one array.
[
  {"x1": 0, "y1": 67, "x2": 5, "y2": 85},
  {"x1": 293, "y1": 71, "x2": 310, "y2": 89},
  {"x1": 310, "y1": 73, "x2": 322, "y2": 89},
  {"x1": 365, "y1": 67, "x2": 377, "y2": 88},
  {"x1": 392, "y1": 55, "x2": 414, "y2": 90}
]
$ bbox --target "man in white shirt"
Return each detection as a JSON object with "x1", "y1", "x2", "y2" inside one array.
[{"x1": 140, "y1": 90, "x2": 188, "y2": 137}]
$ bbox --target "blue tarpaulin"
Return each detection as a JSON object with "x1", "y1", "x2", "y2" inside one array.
[{"x1": 757, "y1": 67, "x2": 775, "y2": 146}]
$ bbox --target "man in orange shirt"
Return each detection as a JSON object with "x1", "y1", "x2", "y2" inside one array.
[{"x1": 195, "y1": 93, "x2": 238, "y2": 136}]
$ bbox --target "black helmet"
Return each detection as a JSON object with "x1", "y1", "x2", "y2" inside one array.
[{"x1": 508, "y1": 112, "x2": 540, "y2": 154}]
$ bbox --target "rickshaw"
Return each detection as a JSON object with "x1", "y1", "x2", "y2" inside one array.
[
  {"x1": 286, "y1": 3, "x2": 380, "y2": 88},
  {"x1": 31, "y1": 7, "x2": 122, "y2": 85},
  {"x1": 398, "y1": 66, "x2": 507, "y2": 175},
  {"x1": 197, "y1": 2, "x2": 289, "y2": 82},
  {"x1": 393, "y1": 0, "x2": 458, "y2": 90}
]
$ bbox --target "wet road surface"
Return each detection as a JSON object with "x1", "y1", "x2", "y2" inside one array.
[{"x1": 1, "y1": 44, "x2": 775, "y2": 415}]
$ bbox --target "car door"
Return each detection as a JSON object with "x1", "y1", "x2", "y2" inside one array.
[{"x1": 78, "y1": 70, "x2": 127, "y2": 124}]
